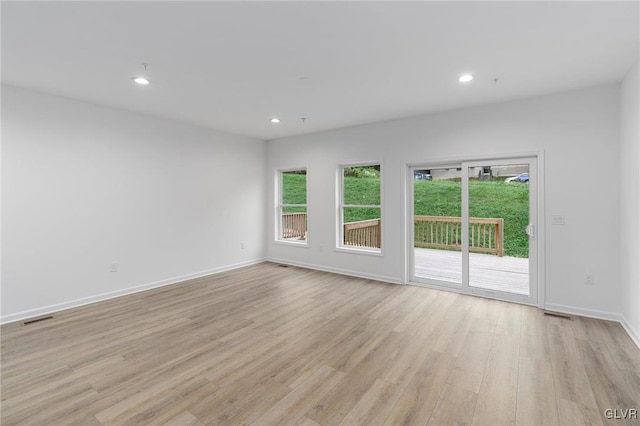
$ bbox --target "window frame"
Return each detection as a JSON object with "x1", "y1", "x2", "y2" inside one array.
[
  {"x1": 336, "y1": 161, "x2": 383, "y2": 255},
  {"x1": 275, "y1": 167, "x2": 309, "y2": 247}
]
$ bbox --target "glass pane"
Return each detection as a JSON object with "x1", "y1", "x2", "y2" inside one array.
[
  {"x1": 282, "y1": 170, "x2": 306, "y2": 205},
  {"x1": 413, "y1": 168, "x2": 462, "y2": 284},
  {"x1": 343, "y1": 165, "x2": 380, "y2": 205},
  {"x1": 468, "y1": 164, "x2": 529, "y2": 294},
  {"x1": 281, "y1": 206, "x2": 307, "y2": 241},
  {"x1": 343, "y1": 207, "x2": 381, "y2": 248}
]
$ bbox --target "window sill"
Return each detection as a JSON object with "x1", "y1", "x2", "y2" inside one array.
[
  {"x1": 274, "y1": 240, "x2": 309, "y2": 248},
  {"x1": 334, "y1": 246, "x2": 384, "y2": 257}
]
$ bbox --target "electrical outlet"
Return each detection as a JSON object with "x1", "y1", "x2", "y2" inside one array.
[
  {"x1": 109, "y1": 263, "x2": 118, "y2": 272},
  {"x1": 585, "y1": 274, "x2": 595, "y2": 285},
  {"x1": 552, "y1": 215, "x2": 565, "y2": 225},
  {"x1": 240, "y1": 243, "x2": 246, "y2": 250}
]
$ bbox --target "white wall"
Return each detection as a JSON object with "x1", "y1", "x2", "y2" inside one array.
[
  {"x1": 267, "y1": 85, "x2": 622, "y2": 318},
  {"x1": 2, "y1": 82, "x2": 629, "y2": 331},
  {"x1": 620, "y1": 61, "x2": 640, "y2": 345},
  {"x1": 1, "y1": 85, "x2": 266, "y2": 323}
]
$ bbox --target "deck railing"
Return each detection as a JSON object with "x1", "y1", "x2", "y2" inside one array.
[
  {"x1": 343, "y1": 219, "x2": 382, "y2": 248},
  {"x1": 414, "y1": 215, "x2": 504, "y2": 257},
  {"x1": 283, "y1": 213, "x2": 503, "y2": 256},
  {"x1": 282, "y1": 212, "x2": 307, "y2": 239}
]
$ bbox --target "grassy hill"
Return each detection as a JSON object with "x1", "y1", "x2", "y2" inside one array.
[{"x1": 414, "y1": 179, "x2": 529, "y2": 257}]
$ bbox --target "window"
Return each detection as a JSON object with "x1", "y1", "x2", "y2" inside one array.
[
  {"x1": 339, "y1": 163, "x2": 382, "y2": 251},
  {"x1": 277, "y1": 169, "x2": 307, "y2": 243}
]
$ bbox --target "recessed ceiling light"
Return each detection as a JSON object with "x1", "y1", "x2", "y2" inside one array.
[
  {"x1": 458, "y1": 74, "x2": 474, "y2": 83},
  {"x1": 270, "y1": 118, "x2": 281, "y2": 123},
  {"x1": 132, "y1": 77, "x2": 150, "y2": 85}
]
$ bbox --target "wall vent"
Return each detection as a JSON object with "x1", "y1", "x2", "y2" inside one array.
[{"x1": 22, "y1": 315, "x2": 54, "y2": 325}]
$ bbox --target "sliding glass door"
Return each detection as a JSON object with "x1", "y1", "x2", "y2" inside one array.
[
  {"x1": 412, "y1": 166, "x2": 463, "y2": 285},
  {"x1": 410, "y1": 157, "x2": 538, "y2": 305}
]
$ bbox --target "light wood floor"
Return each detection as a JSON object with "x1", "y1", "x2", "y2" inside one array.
[
  {"x1": 2, "y1": 262, "x2": 639, "y2": 425},
  {"x1": 415, "y1": 248, "x2": 529, "y2": 295}
]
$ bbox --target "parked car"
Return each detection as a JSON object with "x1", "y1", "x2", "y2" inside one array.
[
  {"x1": 505, "y1": 172, "x2": 529, "y2": 183},
  {"x1": 414, "y1": 172, "x2": 432, "y2": 181}
]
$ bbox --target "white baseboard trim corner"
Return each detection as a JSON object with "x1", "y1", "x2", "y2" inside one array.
[
  {"x1": 545, "y1": 302, "x2": 640, "y2": 350},
  {"x1": 620, "y1": 317, "x2": 640, "y2": 350},
  {"x1": 266, "y1": 257, "x2": 402, "y2": 285},
  {"x1": 1, "y1": 258, "x2": 266, "y2": 325},
  {"x1": 543, "y1": 302, "x2": 622, "y2": 322}
]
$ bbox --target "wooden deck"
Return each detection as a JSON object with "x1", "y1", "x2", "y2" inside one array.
[{"x1": 414, "y1": 248, "x2": 529, "y2": 295}]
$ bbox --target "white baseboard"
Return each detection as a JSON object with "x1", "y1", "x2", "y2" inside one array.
[
  {"x1": 545, "y1": 302, "x2": 640, "y2": 350},
  {"x1": 1, "y1": 258, "x2": 265, "y2": 325},
  {"x1": 266, "y1": 257, "x2": 402, "y2": 285},
  {"x1": 543, "y1": 302, "x2": 622, "y2": 322},
  {"x1": 620, "y1": 317, "x2": 640, "y2": 350}
]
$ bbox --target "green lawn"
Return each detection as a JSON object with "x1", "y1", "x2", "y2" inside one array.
[
  {"x1": 282, "y1": 173, "x2": 307, "y2": 205},
  {"x1": 414, "y1": 179, "x2": 529, "y2": 257},
  {"x1": 343, "y1": 173, "x2": 381, "y2": 223},
  {"x1": 282, "y1": 173, "x2": 307, "y2": 214},
  {"x1": 282, "y1": 174, "x2": 529, "y2": 257}
]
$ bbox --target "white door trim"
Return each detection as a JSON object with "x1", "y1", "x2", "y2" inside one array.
[{"x1": 405, "y1": 152, "x2": 545, "y2": 308}]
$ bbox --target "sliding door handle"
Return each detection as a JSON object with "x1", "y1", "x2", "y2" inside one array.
[{"x1": 526, "y1": 224, "x2": 535, "y2": 239}]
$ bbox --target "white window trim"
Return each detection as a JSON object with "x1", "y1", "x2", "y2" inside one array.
[
  {"x1": 276, "y1": 167, "x2": 309, "y2": 246},
  {"x1": 336, "y1": 161, "x2": 383, "y2": 255}
]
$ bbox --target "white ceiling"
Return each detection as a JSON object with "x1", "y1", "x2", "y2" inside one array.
[{"x1": 2, "y1": 1, "x2": 638, "y2": 140}]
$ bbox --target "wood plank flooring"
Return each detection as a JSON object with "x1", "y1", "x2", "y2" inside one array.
[{"x1": 2, "y1": 262, "x2": 639, "y2": 425}]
